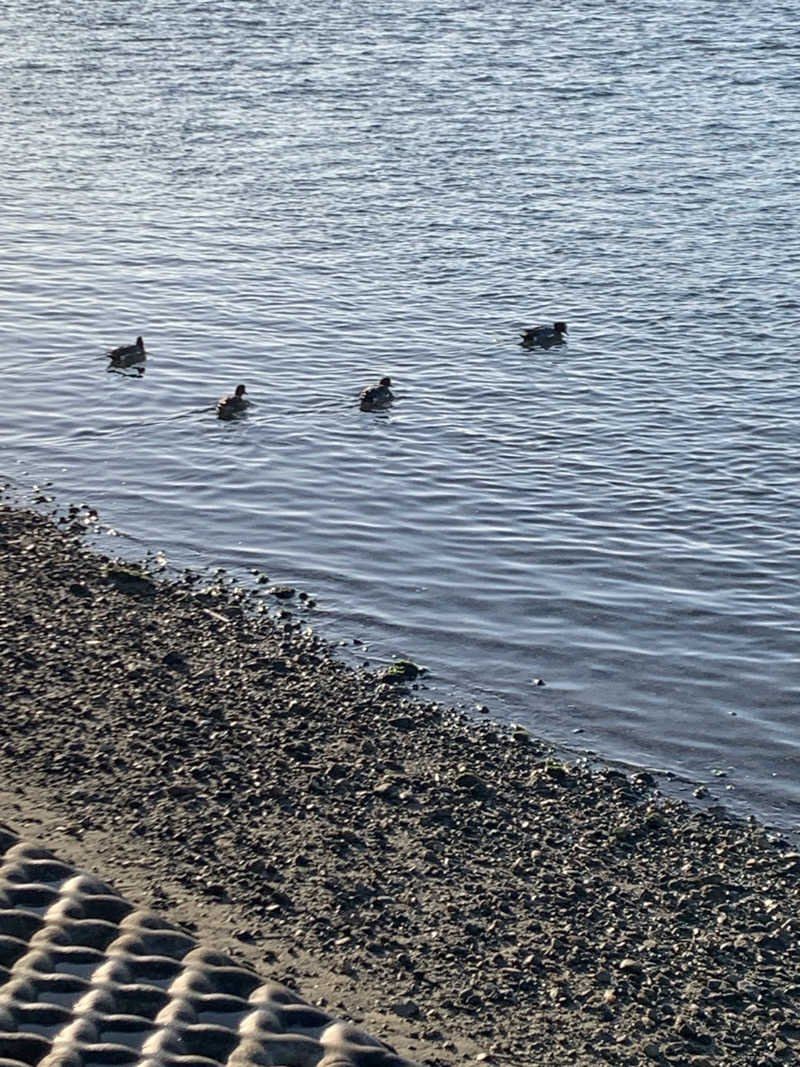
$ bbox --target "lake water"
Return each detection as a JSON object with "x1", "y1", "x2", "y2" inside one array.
[{"x1": 2, "y1": 0, "x2": 799, "y2": 833}]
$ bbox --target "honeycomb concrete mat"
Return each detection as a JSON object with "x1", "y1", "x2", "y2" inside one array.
[{"x1": 0, "y1": 825, "x2": 416, "y2": 1067}]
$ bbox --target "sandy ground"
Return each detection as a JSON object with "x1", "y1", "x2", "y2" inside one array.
[{"x1": 1, "y1": 496, "x2": 799, "y2": 1066}]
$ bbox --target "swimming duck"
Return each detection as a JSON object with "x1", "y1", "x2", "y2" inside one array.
[
  {"x1": 520, "y1": 322, "x2": 567, "y2": 349},
  {"x1": 108, "y1": 336, "x2": 145, "y2": 366},
  {"x1": 216, "y1": 384, "x2": 249, "y2": 419},
  {"x1": 360, "y1": 376, "x2": 394, "y2": 410}
]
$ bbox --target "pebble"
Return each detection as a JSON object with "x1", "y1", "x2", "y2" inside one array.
[
  {"x1": 390, "y1": 999, "x2": 420, "y2": 1020},
  {"x1": 619, "y1": 958, "x2": 643, "y2": 974}
]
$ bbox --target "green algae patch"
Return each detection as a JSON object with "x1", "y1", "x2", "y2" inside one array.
[
  {"x1": 103, "y1": 562, "x2": 158, "y2": 597},
  {"x1": 379, "y1": 659, "x2": 426, "y2": 684}
]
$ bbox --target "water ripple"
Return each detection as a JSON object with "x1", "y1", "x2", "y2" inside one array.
[{"x1": 1, "y1": 0, "x2": 799, "y2": 831}]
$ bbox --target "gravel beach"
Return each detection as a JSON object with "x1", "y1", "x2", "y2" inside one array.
[{"x1": 1, "y1": 497, "x2": 799, "y2": 1066}]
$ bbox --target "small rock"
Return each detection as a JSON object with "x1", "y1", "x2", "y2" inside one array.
[
  {"x1": 632, "y1": 771, "x2": 656, "y2": 788},
  {"x1": 619, "y1": 958, "x2": 643, "y2": 974},
  {"x1": 268, "y1": 585, "x2": 296, "y2": 599},
  {"x1": 374, "y1": 777, "x2": 403, "y2": 799},
  {"x1": 105, "y1": 563, "x2": 157, "y2": 597},
  {"x1": 455, "y1": 772, "x2": 492, "y2": 799},
  {"x1": 203, "y1": 883, "x2": 227, "y2": 900},
  {"x1": 380, "y1": 660, "x2": 423, "y2": 684},
  {"x1": 168, "y1": 783, "x2": 199, "y2": 799},
  {"x1": 390, "y1": 999, "x2": 420, "y2": 1019},
  {"x1": 422, "y1": 1029, "x2": 444, "y2": 1042},
  {"x1": 389, "y1": 716, "x2": 414, "y2": 732},
  {"x1": 162, "y1": 650, "x2": 187, "y2": 671},
  {"x1": 543, "y1": 762, "x2": 569, "y2": 783}
]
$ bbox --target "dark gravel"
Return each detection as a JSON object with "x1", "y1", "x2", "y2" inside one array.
[{"x1": 1, "y1": 498, "x2": 799, "y2": 1066}]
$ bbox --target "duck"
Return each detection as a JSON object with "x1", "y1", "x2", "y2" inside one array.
[
  {"x1": 108, "y1": 336, "x2": 145, "y2": 366},
  {"x1": 216, "y1": 383, "x2": 249, "y2": 419},
  {"x1": 520, "y1": 321, "x2": 567, "y2": 349},
  {"x1": 360, "y1": 376, "x2": 394, "y2": 411}
]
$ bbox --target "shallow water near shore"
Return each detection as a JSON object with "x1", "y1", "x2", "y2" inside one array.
[{"x1": 1, "y1": 1, "x2": 799, "y2": 832}]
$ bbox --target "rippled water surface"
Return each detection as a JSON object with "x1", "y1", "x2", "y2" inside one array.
[{"x1": 2, "y1": 0, "x2": 799, "y2": 831}]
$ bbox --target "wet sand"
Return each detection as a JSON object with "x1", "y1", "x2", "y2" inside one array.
[{"x1": 1, "y1": 497, "x2": 799, "y2": 1066}]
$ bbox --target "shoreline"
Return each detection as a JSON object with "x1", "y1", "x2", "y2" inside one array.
[
  {"x1": 12, "y1": 481, "x2": 796, "y2": 841},
  {"x1": 2, "y1": 496, "x2": 799, "y2": 1065}
]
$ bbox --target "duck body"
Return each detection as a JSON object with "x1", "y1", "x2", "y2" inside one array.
[
  {"x1": 109, "y1": 335, "x2": 145, "y2": 366},
  {"x1": 216, "y1": 383, "x2": 249, "y2": 420},
  {"x1": 520, "y1": 321, "x2": 567, "y2": 349},
  {"x1": 360, "y1": 376, "x2": 394, "y2": 411}
]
